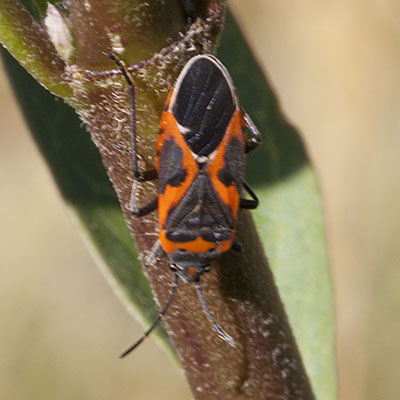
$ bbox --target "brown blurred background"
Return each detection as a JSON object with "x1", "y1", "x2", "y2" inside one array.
[{"x1": 1, "y1": 1, "x2": 399, "y2": 399}]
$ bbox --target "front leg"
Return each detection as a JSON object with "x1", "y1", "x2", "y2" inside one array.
[
  {"x1": 115, "y1": 143, "x2": 158, "y2": 216},
  {"x1": 130, "y1": 194, "x2": 158, "y2": 217},
  {"x1": 105, "y1": 52, "x2": 159, "y2": 217},
  {"x1": 129, "y1": 168, "x2": 158, "y2": 217}
]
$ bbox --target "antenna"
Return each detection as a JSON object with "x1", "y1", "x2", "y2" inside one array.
[
  {"x1": 120, "y1": 273, "x2": 179, "y2": 358},
  {"x1": 194, "y1": 281, "x2": 236, "y2": 347}
]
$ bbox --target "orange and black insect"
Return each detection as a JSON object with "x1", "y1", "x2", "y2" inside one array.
[{"x1": 106, "y1": 52, "x2": 261, "y2": 357}]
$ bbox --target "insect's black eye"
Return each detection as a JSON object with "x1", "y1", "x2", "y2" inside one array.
[{"x1": 169, "y1": 264, "x2": 178, "y2": 272}]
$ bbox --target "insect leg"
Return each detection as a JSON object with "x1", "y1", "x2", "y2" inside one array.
[
  {"x1": 239, "y1": 181, "x2": 259, "y2": 210},
  {"x1": 105, "y1": 51, "x2": 158, "y2": 216},
  {"x1": 194, "y1": 280, "x2": 236, "y2": 347},
  {"x1": 130, "y1": 190, "x2": 157, "y2": 217},
  {"x1": 114, "y1": 142, "x2": 158, "y2": 182},
  {"x1": 243, "y1": 110, "x2": 262, "y2": 153},
  {"x1": 128, "y1": 168, "x2": 157, "y2": 217},
  {"x1": 105, "y1": 51, "x2": 144, "y2": 178},
  {"x1": 119, "y1": 273, "x2": 179, "y2": 358},
  {"x1": 144, "y1": 240, "x2": 164, "y2": 268}
]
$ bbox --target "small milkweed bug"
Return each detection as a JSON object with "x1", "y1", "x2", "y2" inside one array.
[{"x1": 105, "y1": 50, "x2": 262, "y2": 357}]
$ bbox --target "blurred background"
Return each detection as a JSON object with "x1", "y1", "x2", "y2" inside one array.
[{"x1": 1, "y1": 1, "x2": 399, "y2": 399}]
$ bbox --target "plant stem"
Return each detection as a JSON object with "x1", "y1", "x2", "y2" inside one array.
[{"x1": 0, "y1": 0, "x2": 70, "y2": 96}]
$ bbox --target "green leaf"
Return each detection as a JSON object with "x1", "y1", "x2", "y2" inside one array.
[{"x1": 218, "y1": 12, "x2": 337, "y2": 400}]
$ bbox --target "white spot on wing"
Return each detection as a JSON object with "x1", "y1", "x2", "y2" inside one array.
[
  {"x1": 177, "y1": 123, "x2": 192, "y2": 135},
  {"x1": 196, "y1": 155, "x2": 208, "y2": 164}
]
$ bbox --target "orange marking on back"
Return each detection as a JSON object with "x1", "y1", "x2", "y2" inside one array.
[
  {"x1": 160, "y1": 230, "x2": 234, "y2": 255},
  {"x1": 159, "y1": 231, "x2": 175, "y2": 254},
  {"x1": 156, "y1": 111, "x2": 199, "y2": 229},
  {"x1": 178, "y1": 237, "x2": 216, "y2": 253},
  {"x1": 207, "y1": 109, "x2": 246, "y2": 220},
  {"x1": 217, "y1": 237, "x2": 235, "y2": 254},
  {"x1": 164, "y1": 87, "x2": 174, "y2": 109}
]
